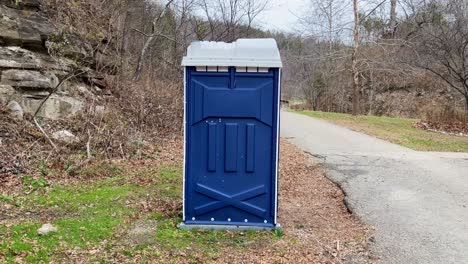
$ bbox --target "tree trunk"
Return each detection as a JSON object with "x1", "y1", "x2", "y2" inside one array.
[
  {"x1": 462, "y1": 92, "x2": 468, "y2": 124},
  {"x1": 368, "y1": 68, "x2": 374, "y2": 115},
  {"x1": 351, "y1": 0, "x2": 360, "y2": 116},
  {"x1": 121, "y1": 0, "x2": 144, "y2": 68},
  {"x1": 328, "y1": 0, "x2": 334, "y2": 51},
  {"x1": 132, "y1": 0, "x2": 175, "y2": 81},
  {"x1": 132, "y1": 35, "x2": 154, "y2": 81},
  {"x1": 389, "y1": 0, "x2": 397, "y2": 36},
  {"x1": 465, "y1": 94, "x2": 468, "y2": 112}
]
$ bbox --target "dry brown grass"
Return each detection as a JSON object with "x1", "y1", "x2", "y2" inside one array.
[
  {"x1": 418, "y1": 106, "x2": 467, "y2": 135},
  {"x1": 422, "y1": 106, "x2": 467, "y2": 125}
]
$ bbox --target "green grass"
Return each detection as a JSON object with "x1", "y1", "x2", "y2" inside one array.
[
  {"x1": 157, "y1": 167, "x2": 183, "y2": 198},
  {"x1": 154, "y1": 218, "x2": 268, "y2": 254},
  {"x1": 296, "y1": 110, "x2": 468, "y2": 152},
  {"x1": 79, "y1": 162, "x2": 122, "y2": 178},
  {"x1": 0, "y1": 195, "x2": 18, "y2": 206},
  {"x1": 0, "y1": 165, "x2": 275, "y2": 263},
  {"x1": 1, "y1": 178, "x2": 136, "y2": 262}
]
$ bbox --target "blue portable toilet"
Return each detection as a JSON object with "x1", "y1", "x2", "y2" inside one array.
[{"x1": 180, "y1": 39, "x2": 282, "y2": 230}]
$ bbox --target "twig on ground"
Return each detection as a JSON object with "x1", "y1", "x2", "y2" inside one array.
[
  {"x1": 86, "y1": 129, "x2": 93, "y2": 161},
  {"x1": 312, "y1": 235, "x2": 343, "y2": 264},
  {"x1": 33, "y1": 118, "x2": 57, "y2": 151},
  {"x1": 119, "y1": 143, "x2": 125, "y2": 159}
]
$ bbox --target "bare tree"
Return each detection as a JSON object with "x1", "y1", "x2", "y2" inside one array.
[
  {"x1": 389, "y1": 0, "x2": 397, "y2": 35},
  {"x1": 411, "y1": 0, "x2": 468, "y2": 110},
  {"x1": 244, "y1": 0, "x2": 268, "y2": 37},
  {"x1": 300, "y1": 0, "x2": 350, "y2": 48},
  {"x1": 132, "y1": 0, "x2": 176, "y2": 81},
  {"x1": 295, "y1": 0, "x2": 352, "y2": 113},
  {"x1": 352, "y1": 0, "x2": 360, "y2": 116},
  {"x1": 196, "y1": 0, "x2": 268, "y2": 42}
]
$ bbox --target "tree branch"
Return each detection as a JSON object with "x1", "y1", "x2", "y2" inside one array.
[{"x1": 33, "y1": 69, "x2": 89, "y2": 119}]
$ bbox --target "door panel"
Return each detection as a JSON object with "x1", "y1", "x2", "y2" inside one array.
[{"x1": 185, "y1": 67, "x2": 278, "y2": 226}]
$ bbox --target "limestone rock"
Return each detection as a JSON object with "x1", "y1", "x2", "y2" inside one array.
[
  {"x1": 0, "y1": 47, "x2": 74, "y2": 88},
  {"x1": 0, "y1": 46, "x2": 72, "y2": 69},
  {"x1": 75, "y1": 85, "x2": 95, "y2": 99},
  {"x1": 0, "y1": 84, "x2": 15, "y2": 95},
  {"x1": 2, "y1": 69, "x2": 59, "y2": 89},
  {"x1": 52, "y1": 130, "x2": 79, "y2": 143},
  {"x1": 62, "y1": 35, "x2": 93, "y2": 60},
  {"x1": 37, "y1": 223, "x2": 58, "y2": 235},
  {"x1": 20, "y1": 94, "x2": 84, "y2": 119},
  {"x1": 8, "y1": 0, "x2": 41, "y2": 10},
  {"x1": 0, "y1": 5, "x2": 20, "y2": 46},
  {"x1": 0, "y1": 2, "x2": 102, "y2": 120},
  {"x1": 0, "y1": 4, "x2": 55, "y2": 50},
  {"x1": 0, "y1": 84, "x2": 17, "y2": 104},
  {"x1": 127, "y1": 220, "x2": 158, "y2": 245},
  {"x1": 0, "y1": 46, "x2": 40, "y2": 69},
  {"x1": 94, "y1": 105, "x2": 105, "y2": 116},
  {"x1": 1, "y1": 0, "x2": 40, "y2": 10},
  {"x1": 7, "y1": 100, "x2": 23, "y2": 119},
  {"x1": 21, "y1": 90, "x2": 49, "y2": 99}
]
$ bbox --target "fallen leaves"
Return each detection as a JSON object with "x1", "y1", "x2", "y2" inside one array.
[
  {"x1": 213, "y1": 139, "x2": 375, "y2": 264},
  {"x1": 414, "y1": 121, "x2": 468, "y2": 136},
  {"x1": 1, "y1": 138, "x2": 375, "y2": 263}
]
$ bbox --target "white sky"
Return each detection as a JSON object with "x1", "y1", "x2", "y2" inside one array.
[
  {"x1": 159, "y1": 0, "x2": 392, "y2": 34},
  {"x1": 158, "y1": 0, "x2": 306, "y2": 33},
  {"x1": 256, "y1": 0, "x2": 306, "y2": 32}
]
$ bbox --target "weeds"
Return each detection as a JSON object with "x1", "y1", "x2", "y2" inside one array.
[
  {"x1": 422, "y1": 106, "x2": 467, "y2": 125},
  {"x1": 79, "y1": 162, "x2": 122, "y2": 179},
  {"x1": 38, "y1": 161, "x2": 55, "y2": 177},
  {"x1": 272, "y1": 228, "x2": 284, "y2": 239},
  {"x1": 20, "y1": 176, "x2": 49, "y2": 192},
  {"x1": 0, "y1": 195, "x2": 20, "y2": 207}
]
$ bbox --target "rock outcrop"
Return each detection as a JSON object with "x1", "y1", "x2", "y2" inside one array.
[
  {"x1": 51, "y1": 130, "x2": 79, "y2": 143},
  {"x1": 37, "y1": 223, "x2": 58, "y2": 235},
  {"x1": 0, "y1": 0, "x2": 104, "y2": 119},
  {"x1": 6, "y1": 100, "x2": 22, "y2": 119},
  {"x1": 0, "y1": 1, "x2": 53, "y2": 50}
]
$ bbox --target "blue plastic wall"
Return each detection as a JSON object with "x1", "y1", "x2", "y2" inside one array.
[{"x1": 184, "y1": 66, "x2": 280, "y2": 227}]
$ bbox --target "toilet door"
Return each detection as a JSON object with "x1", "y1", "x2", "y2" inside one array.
[{"x1": 185, "y1": 66, "x2": 280, "y2": 226}]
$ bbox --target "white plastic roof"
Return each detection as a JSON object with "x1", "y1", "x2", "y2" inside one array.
[{"x1": 181, "y1": 38, "x2": 282, "y2": 68}]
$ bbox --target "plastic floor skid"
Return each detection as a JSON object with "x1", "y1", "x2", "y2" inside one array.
[{"x1": 179, "y1": 223, "x2": 281, "y2": 231}]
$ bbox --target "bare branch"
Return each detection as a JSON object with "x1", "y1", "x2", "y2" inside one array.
[{"x1": 33, "y1": 69, "x2": 89, "y2": 119}]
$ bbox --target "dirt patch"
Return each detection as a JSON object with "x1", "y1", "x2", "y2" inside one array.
[
  {"x1": 126, "y1": 220, "x2": 159, "y2": 245},
  {"x1": 214, "y1": 139, "x2": 375, "y2": 264}
]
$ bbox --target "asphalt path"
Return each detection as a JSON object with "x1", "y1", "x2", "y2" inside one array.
[{"x1": 280, "y1": 111, "x2": 468, "y2": 264}]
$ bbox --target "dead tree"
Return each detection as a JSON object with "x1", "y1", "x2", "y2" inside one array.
[
  {"x1": 412, "y1": 0, "x2": 468, "y2": 111},
  {"x1": 300, "y1": 0, "x2": 349, "y2": 48},
  {"x1": 132, "y1": 0, "x2": 176, "y2": 81},
  {"x1": 351, "y1": 0, "x2": 360, "y2": 116},
  {"x1": 389, "y1": 0, "x2": 397, "y2": 35},
  {"x1": 196, "y1": 0, "x2": 268, "y2": 42},
  {"x1": 244, "y1": 0, "x2": 268, "y2": 37}
]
